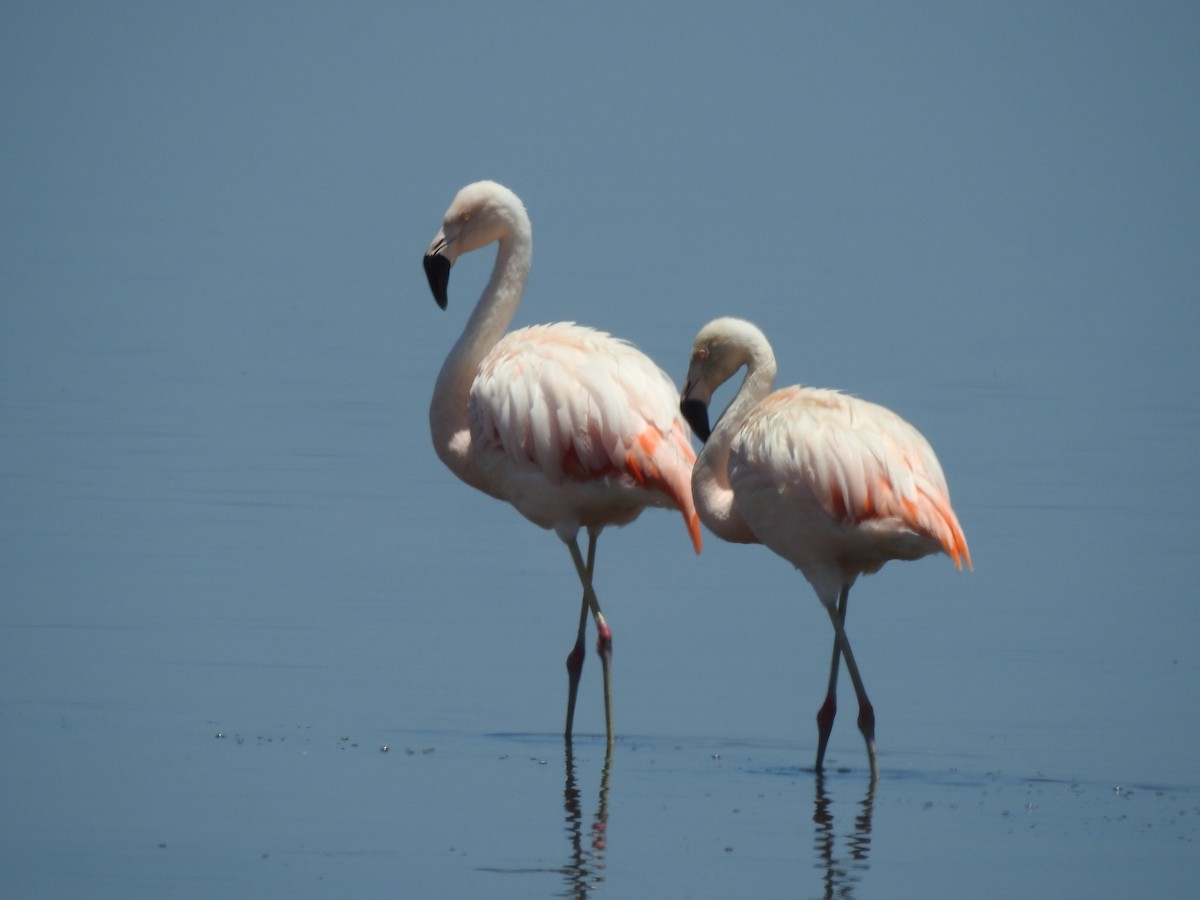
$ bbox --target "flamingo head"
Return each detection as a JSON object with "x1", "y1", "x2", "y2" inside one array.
[{"x1": 423, "y1": 180, "x2": 529, "y2": 311}]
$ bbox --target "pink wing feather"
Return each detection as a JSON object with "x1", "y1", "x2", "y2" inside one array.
[
  {"x1": 471, "y1": 323, "x2": 702, "y2": 553},
  {"x1": 733, "y1": 387, "x2": 970, "y2": 570}
]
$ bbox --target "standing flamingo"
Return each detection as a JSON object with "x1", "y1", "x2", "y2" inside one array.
[
  {"x1": 679, "y1": 317, "x2": 970, "y2": 778},
  {"x1": 422, "y1": 181, "x2": 702, "y2": 746}
]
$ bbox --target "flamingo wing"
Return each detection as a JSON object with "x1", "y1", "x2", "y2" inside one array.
[
  {"x1": 731, "y1": 387, "x2": 970, "y2": 570},
  {"x1": 471, "y1": 323, "x2": 701, "y2": 551}
]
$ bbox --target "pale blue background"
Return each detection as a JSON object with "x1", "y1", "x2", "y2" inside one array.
[{"x1": 2, "y1": 2, "x2": 1198, "y2": 897}]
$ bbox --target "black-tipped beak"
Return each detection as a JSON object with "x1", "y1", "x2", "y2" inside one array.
[
  {"x1": 423, "y1": 253, "x2": 451, "y2": 310},
  {"x1": 680, "y1": 397, "x2": 711, "y2": 443}
]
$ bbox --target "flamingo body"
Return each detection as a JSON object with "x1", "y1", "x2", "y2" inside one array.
[
  {"x1": 728, "y1": 384, "x2": 969, "y2": 602},
  {"x1": 464, "y1": 322, "x2": 701, "y2": 547},
  {"x1": 422, "y1": 181, "x2": 700, "y2": 745},
  {"x1": 681, "y1": 317, "x2": 970, "y2": 778}
]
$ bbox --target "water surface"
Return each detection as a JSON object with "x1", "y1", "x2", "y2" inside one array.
[{"x1": 3, "y1": 4, "x2": 1198, "y2": 897}]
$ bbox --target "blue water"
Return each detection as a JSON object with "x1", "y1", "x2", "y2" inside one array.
[{"x1": 3, "y1": 4, "x2": 1198, "y2": 897}]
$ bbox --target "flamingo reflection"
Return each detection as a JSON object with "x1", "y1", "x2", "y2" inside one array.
[
  {"x1": 812, "y1": 773, "x2": 876, "y2": 899},
  {"x1": 560, "y1": 741, "x2": 612, "y2": 898}
]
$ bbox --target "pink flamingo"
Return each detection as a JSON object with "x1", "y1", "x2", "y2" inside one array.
[
  {"x1": 422, "y1": 181, "x2": 702, "y2": 746},
  {"x1": 680, "y1": 317, "x2": 970, "y2": 778}
]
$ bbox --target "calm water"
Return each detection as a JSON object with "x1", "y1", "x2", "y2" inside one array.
[
  {"x1": 3, "y1": 5, "x2": 1198, "y2": 898},
  {"x1": 2, "y1": 277, "x2": 1195, "y2": 897}
]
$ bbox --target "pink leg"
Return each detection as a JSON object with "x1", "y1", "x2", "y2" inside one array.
[
  {"x1": 567, "y1": 536, "x2": 613, "y2": 747},
  {"x1": 564, "y1": 598, "x2": 588, "y2": 738},
  {"x1": 564, "y1": 533, "x2": 597, "y2": 739},
  {"x1": 823, "y1": 593, "x2": 878, "y2": 780},
  {"x1": 595, "y1": 618, "x2": 612, "y2": 731},
  {"x1": 815, "y1": 586, "x2": 849, "y2": 771}
]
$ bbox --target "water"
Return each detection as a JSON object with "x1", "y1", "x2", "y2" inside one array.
[{"x1": 3, "y1": 4, "x2": 1198, "y2": 897}]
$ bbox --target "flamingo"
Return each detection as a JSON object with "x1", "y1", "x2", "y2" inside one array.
[
  {"x1": 679, "y1": 317, "x2": 970, "y2": 779},
  {"x1": 422, "y1": 180, "x2": 702, "y2": 747}
]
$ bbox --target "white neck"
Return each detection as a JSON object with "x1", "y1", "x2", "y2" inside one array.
[
  {"x1": 693, "y1": 336, "x2": 777, "y2": 544},
  {"x1": 429, "y1": 224, "x2": 532, "y2": 479}
]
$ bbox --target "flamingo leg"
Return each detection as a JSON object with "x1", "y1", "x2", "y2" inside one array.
[
  {"x1": 815, "y1": 585, "x2": 850, "y2": 772},
  {"x1": 567, "y1": 536, "x2": 613, "y2": 748},
  {"x1": 824, "y1": 599, "x2": 878, "y2": 781},
  {"x1": 564, "y1": 531, "x2": 598, "y2": 739}
]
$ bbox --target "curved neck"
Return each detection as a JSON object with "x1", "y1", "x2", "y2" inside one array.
[
  {"x1": 693, "y1": 342, "x2": 777, "y2": 544},
  {"x1": 430, "y1": 228, "x2": 531, "y2": 473}
]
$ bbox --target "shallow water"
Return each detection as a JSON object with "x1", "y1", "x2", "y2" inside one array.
[
  {"x1": 3, "y1": 717, "x2": 1194, "y2": 898},
  {"x1": 3, "y1": 289, "x2": 1195, "y2": 895},
  {"x1": 3, "y1": 4, "x2": 1198, "y2": 897}
]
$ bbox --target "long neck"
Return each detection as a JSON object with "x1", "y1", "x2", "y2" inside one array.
[
  {"x1": 429, "y1": 228, "x2": 531, "y2": 477},
  {"x1": 693, "y1": 344, "x2": 777, "y2": 544}
]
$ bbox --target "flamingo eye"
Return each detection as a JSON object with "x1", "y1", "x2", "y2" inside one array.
[{"x1": 694, "y1": 346, "x2": 709, "y2": 363}]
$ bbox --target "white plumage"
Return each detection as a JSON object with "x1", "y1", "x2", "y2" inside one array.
[
  {"x1": 423, "y1": 181, "x2": 700, "y2": 746},
  {"x1": 469, "y1": 322, "x2": 697, "y2": 537},
  {"x1": 681, "y1": 316, "x2": 970, "y2": 778}
]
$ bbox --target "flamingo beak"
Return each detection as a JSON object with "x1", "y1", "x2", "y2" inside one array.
[
  {"x1": 680, "y1": 395, "x2": 711, "y2": 442},
  {"x1": 423, "y1": 251, "x2": 451, "y2": 310}
]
